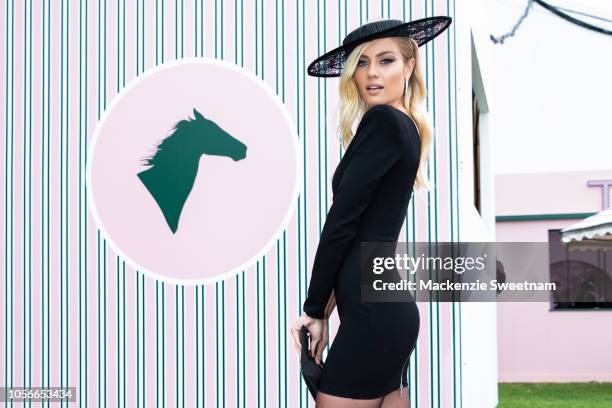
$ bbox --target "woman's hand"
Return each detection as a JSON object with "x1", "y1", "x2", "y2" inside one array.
[{"x1": 290, "y1": 314, "x2": 328, "y2": 365}]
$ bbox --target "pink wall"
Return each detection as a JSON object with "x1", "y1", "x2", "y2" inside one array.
[{"x1": 496, "y1": 171, "x2": 612, "y2": 382}]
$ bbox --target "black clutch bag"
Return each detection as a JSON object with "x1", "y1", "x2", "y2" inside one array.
[{"x1": 299, "y1": 325, "x2": 325, "y2": 399}]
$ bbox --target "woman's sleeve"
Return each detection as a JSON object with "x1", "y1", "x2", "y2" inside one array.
[{"x1": 302, "y1": 105, "x2": 404, "y2": 319}]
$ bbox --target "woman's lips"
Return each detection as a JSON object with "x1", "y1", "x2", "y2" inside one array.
[{"x1": 366, "y1": 86, "x2": 383, "y2": 94}]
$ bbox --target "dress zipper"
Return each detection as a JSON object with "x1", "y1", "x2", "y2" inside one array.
[{"x1": 399, "y1": 356, "x2": 409, "y2": 397}]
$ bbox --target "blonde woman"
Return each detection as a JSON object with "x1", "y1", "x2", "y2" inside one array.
[{"x1": 291, "y1": 17, "x2": 452, "y2": 407}]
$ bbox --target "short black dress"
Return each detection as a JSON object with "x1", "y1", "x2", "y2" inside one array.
[{"x1": 303, "y1": 103, "x2": 421, "y2": 399}]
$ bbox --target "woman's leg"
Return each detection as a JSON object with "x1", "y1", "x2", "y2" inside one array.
[
  {"x1": 315, "y1": 391, "x2": 383, "y2": 408},
  {"x1": 380, "y1": 388, "x2": 410, "y2": 407}
]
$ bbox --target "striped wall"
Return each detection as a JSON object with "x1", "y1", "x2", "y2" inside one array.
[{"x1": 1, "y1": 0, "x2": 464, "y2": 406}]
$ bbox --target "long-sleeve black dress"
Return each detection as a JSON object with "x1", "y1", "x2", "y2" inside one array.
[{"x1": 302, "y1": 103, "x2": 421, "y2": 399}]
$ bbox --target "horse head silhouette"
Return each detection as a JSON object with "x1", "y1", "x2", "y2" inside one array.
[{"x1": 137, "y1": 108, "x2": 248, "y2": 233}]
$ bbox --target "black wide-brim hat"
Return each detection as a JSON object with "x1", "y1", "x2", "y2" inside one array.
[{"x1": 307, "y1": 16, "x2": 452, "y2": 78}]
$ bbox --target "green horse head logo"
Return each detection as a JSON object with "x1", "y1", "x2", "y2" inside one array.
[{"x1": 137, "y1": 108, "x2": 247, "y2": 233}]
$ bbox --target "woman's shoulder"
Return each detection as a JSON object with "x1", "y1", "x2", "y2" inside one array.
[
  {"x1": 362, "y1": 104, "x2": 417, "y2": 129},
  {"x1": 357, "y1": 104, "x2": 400, "y2": 134},
  {"x1": 348, "y1": 106, "x2": 403, "y2": 155},
  {"x1": 361, "y1": 104, "x2": 400, "y2": 125},
  {"x1": 359, "y1": 104, "x2": 419, "y2": 143}
]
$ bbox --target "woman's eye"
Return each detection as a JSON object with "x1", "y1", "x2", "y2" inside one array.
[{"x1": 357, "y1": 58, "x2": 394, "y2": 66}]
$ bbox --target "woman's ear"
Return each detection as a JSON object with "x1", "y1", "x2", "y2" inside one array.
[{"x1": 404, "y1": 57, "x2": 416, "y2": 78}]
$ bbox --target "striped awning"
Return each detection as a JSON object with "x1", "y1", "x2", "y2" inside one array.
[{"x1": 561, "y1": 207, "x2": 612, "y2": 251}]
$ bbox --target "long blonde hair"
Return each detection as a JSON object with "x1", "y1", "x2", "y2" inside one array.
[{"x1": 337, "y1": 36, "x2": 433, "y2": 191}]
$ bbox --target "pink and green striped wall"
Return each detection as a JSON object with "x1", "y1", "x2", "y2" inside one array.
[{"x1": 1, "y1": 0, "x2": 465, "y2": 406}]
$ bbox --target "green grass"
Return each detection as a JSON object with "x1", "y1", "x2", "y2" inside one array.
[{"x1": 498, "y1": 382, "x2": 612, "y2": 408}]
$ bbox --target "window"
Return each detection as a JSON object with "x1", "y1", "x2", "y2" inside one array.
[{"x1": 548, "y1": 229, "x2": 612, "y2": 310}]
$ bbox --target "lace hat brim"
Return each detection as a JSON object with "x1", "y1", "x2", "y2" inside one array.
[{"x1": 307, "y1": 16, "x2": 452, "y2": 78}]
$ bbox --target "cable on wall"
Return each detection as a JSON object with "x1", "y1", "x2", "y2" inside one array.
[{"x1": 490, "y1": 0, "x2": 612, "y2": 44}]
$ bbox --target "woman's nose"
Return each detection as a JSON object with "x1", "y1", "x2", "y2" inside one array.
[{"x1": 367, "y1": 63, "x2": 379, "y2": 77}]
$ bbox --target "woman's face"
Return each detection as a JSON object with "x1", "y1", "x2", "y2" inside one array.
[{"x1": 353, "y1": 37, "x2": 415, "y2": 112}]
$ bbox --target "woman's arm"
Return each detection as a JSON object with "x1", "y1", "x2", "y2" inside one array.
[
  {"x1": 302, "y1": 105, "x2": 404, "y2": 319},
  {"x1": 324, "y1": 290, "x2": 337, "y2": 319}
]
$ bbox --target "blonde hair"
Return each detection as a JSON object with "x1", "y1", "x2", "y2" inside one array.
[{"x1": 337, "y1": 36, "x2": 433, "y2": 191}]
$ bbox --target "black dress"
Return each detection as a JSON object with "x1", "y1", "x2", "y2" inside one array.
[{"x1": 302, "y1": 103, "x2": 421, "y2": 399}]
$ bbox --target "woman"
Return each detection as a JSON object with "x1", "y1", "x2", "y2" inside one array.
[{"x1": 291, "y1": 17, "x2": 452, "y2": 407}]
